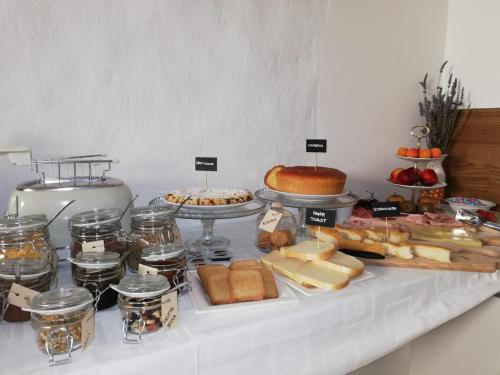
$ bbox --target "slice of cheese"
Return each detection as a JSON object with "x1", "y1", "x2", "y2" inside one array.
[{"x1": 412, "y1": 244, "x2": 451, "y2": 263}]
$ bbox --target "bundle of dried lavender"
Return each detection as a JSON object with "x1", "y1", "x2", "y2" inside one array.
[{"x1": 419, "y1": 61, "x2": 469, "y2": 152}]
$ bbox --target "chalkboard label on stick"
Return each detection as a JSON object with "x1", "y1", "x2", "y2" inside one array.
[
  {"x1": 195, "y1": 157, "x2": 217, "y2": 171},
  {"x1": 371, "y1": 202, "x2": 401, "y2": 218},
  {"x1": 306, "y1": 139, "x2": 327, "y2": 153},
  {"x1": 305, "y1": 208, "x2": 336, "y2": 227}
]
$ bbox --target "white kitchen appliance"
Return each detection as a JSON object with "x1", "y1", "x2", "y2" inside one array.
[{"x1": 1, "y1": 147, "x2": 133, "y2": 249}]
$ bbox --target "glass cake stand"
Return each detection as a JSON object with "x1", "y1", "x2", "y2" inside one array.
[
  {"x1": 254, "y1": 188, "x2": 359, "y2": 237},
  {"x1": 149, "y1": 197, "x2": 265, "y2": 262}
]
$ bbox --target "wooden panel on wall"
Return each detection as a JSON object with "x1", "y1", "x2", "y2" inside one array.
[{"x1": 445, "y1": 108, "x2": 500, "y2": 210}]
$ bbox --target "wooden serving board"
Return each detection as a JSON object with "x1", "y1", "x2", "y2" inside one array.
[{"x1": 360, "y1": 252, "x2": 498, "y2": 273}]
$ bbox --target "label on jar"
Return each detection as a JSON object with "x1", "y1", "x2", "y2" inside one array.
[
  {"x1": 81, "y1": 307, "x2": 95, "y2": 351},
  {"x1": 258, "y1": 209, "x2": 282, "y2": 233},
  {"x1": 138, "y1": 264, "x2": 159, "y2": 275},
  {"x1": 82, "y1": 240, "x2": 105, "y2": 253},
  {"x1": 8, "y1": 283, "x2": 40, "y2": 309},
  {"x1": 161, "y1": 291, "x2": 178, "y2": 331}
]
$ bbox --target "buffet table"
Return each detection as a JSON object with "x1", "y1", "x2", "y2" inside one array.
[{"x1": 2, "y1": 218, "x2": 500, "y2": 375}]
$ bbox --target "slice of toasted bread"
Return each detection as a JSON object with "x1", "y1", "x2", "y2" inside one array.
[
  {"x1": 205, "y1": 272, "x2": 232, "y2": 305},
  {"x1": 228, "y1": 269, "x2": 266, "y2": 302},
  {"x1": 229, "y1": 259, "x2": 263, "y2": 270},
  {"x1": 312, "y1": 251, "x2": 365, "y2": 277},
  {"x1": 280, "y1": 240, "x2": 336, "y2": 261},
  {"x1": 258, "y1": 268, "x2": 279, "y2": 299},
  {"x1": 264, "y1": 165, "x2": 285, "y2": 190},
  {"x1": 197, "y1": 265, "x2": 229, "y2": 291},
  {"x1": 293, "y1": 263, "x2": 350, "y2": 291}
]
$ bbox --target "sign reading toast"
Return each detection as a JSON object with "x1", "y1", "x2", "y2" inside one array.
[
  {"x1": 305, "y1": 208, "x2": 336, "y2": 227},
  {"x1": 371, "y1": 202, "x2": 401, "y2": 218},
  {"x1": 306, "y1": 139, "x2": 327, "y2": 153},
  {"x1": 195, "y1": 157, "x2": 217, "y2": 171}
]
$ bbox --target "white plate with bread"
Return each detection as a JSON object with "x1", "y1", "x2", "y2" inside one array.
[{"x1": 188, "y1": 260, "x2": 299, "y2": 313}]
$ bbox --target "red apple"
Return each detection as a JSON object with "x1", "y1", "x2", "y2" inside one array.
[
  {"x1": 396, "y1": 170, "x2": 411, "y2": 185},
  {"x1": 403, "y1": 167, "x2": 420, "y2": 185},
  {"x1": 390, "y1": 168, "x2": 404, "y2": 183},
  {"x1": 419, "y1": 168, "x2": 438, "y2": 186}
]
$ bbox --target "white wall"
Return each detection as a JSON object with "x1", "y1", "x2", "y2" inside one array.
[
  {"x1": 445, "y1": 0, "x2": 500, "y2": 108},
  {"x1": 317, "y1": 0, "x2": 448, "y2": 201},
  {"x1": 0, "y1": 0, "x2": 449, "y2": 213}
]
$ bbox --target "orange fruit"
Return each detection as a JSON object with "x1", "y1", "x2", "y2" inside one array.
[
  {"x1": 406, "y1": 148, "x2": 419, "y2": 158},
  {"x1": 430, "y1": 148, "x2": 442, "y2": 158},
  {"x1": 396, "y1": 147, "x2": 408, "y2": 157},
  {"x1": 418, "y1": 148, "x2": 432, "y2": 158}
]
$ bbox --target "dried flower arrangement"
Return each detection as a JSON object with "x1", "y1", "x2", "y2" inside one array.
[{"x1": 419, "y1": 61, "x2": 469, "y2": 152}]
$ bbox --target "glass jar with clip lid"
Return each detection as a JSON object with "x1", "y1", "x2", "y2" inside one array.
[
  {"x1": 127, "y1": 206, "x2": 181, "y2": 272},
  {"x1": 111, "y1": 274, "x2": 172, "y2": 343},
  {"x1": 140, "y1": 243, "x2": 189, "y2": 295},
  {"x1": 70, "y1": 209, "x2": 128, "y2": 263},
  {"x1": 26, "y1": 287, "x2": 94, "y2": 366},
  {"x1": 0, "y1": 253, "x2": 52, "y2": 322},
  {"x1": 69, "y1": 251, "x2": 124, "y2": 310}
]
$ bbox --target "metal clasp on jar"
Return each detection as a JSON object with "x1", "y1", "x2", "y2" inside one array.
[
  {"x1": 46, "y1": 326, "x2": 75, "y2": 366},
  {"x1": 122, "y1": 311, "x2": 146, "y2": 344}
]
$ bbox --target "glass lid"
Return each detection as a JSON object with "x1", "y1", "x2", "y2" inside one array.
[
  {"x1": 114, "y1": 274, "x2": 170, "y2": 297},
  {"x1": 70, "y1": 209, "x2": 121, "y2": 228},
  {"x1": 29, "y1": 287, "x2": 93, "y2": 314},
  {"x1": 141, "y1": 243, "x2": 187, "y2": 261},
  {"x1": 131, "y1": 206, "x2": 174, "y2": 219},
  {"x1": 69, "y1": 251, "x2": 121, "y2": 269},
  {"x1": 0, "y1": 215, "x2": 48, "y2": 233},
  {"x1": 0, "y1": 255, "x2": 50, "y2": 278}
]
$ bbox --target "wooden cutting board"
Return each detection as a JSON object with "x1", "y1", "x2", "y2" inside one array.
[{"x1": 360, "y1": 252, "x2": 498, "y2": 273}]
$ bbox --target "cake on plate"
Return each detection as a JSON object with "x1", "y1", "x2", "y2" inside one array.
[
  {"x1": 165, "y1": 187, "x2": 253, "y2": 206},
  {"x1": 264, "y1": 165, "x2": 347, "y2": 195}
]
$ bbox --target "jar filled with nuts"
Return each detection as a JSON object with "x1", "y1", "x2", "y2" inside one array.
[
  {"x1": 28, "y1": 287, "x2": 94, "y2": 366},
  {"x1": 0, "y1": 254, "x2": 52, "y2": 322},
  {"x1": 70, "y1": 252, "x2": 124, "y2": 311},
  {"x1": 256, "y1": 203, "x2": 297, "y2": 253},
  {"x1": 113, "y1": 274, "x2": 170, "y2": 343},
  {"x1": 70, "y1": 209, "x2": 128, "y2": 279},
  {"x1": 140, "y1": 243, "x2": 188, "y2": 294},
  {"x1": 127, "y1": 206, "x2": 181, "y2": 272}
]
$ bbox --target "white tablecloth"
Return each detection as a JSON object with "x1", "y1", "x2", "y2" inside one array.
[{"x1": 2, "y1": 218, "x2": 500, "y2": 375}]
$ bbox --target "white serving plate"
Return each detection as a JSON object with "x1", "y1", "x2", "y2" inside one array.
[
  {"x1": 445, "y1": 198, "x2": 496, "y2": 212},
  {"x1": 266, "y1": 187, "x2": 349, "y2": 200},
  {"x1": 187, "y1": 271, "x2": 299, "y2": 313},
  {"x1": 395, "y1": 154, "x2": 447, "y2": 162},
  {"x1": 273, "y1": 270, "x2": 375, "y2": 297},
  {"x1": 387, "y1": 180, "x2": 447, "y2": 190}
]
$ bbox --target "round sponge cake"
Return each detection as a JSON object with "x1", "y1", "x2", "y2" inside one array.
[{"x1": 264, "y1": 165, "x2": 346, "y2": 195}]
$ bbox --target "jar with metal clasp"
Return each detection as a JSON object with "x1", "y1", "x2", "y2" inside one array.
[
  {"x1": 113, "y1": 274, "x2": 171, "y2": 343},
  {"x1": 0, "y1": 254, "x2": 52, "y2": 322},
  {"x1": 127, "y1": 206, "x2": 181, "y2": 272},
  {"x1": 69, "y1": 251, "x2": 124, "y2": 310},
  {"x1": 28, "y1": 287, "x2": 94, "y2": 366},
  {"x1": 140, "y1": 243, "x2": 189, "y2": 295}
]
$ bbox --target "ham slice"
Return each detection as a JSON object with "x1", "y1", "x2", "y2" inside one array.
[{"x1": 402, "y1": 212, "x2": 463, "y2": 227}]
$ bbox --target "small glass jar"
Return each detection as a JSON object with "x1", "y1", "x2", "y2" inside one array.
[
  {"x1": 115, "y1": 274, "x2": 170, "y2": 343},
  {"x1": 29, "y1": 287, "x2": 94, "y2": 366},
  {"x1": 140, "y1": 243, "x2": 188, "y2": 294},
  {"x1": 0, "y1": 255, "x2": 52, "y2": 322},
  {"x1": 69, "y1": 252, "x2": 124, "y2": 311},
  {"x1": 70, "y1": 209, "x2": 127, "y2": 259},
  {"x1": 255, "y1": 203, "x2": 297, "y2": 253},
  {"x1": 127, "y1": 206, "x2": 181, "y2": 272}
]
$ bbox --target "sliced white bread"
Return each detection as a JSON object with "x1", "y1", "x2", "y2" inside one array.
[
  {"x1": 412, "y1": 244, "x2": 451, "y2": 263},
  {"x1": 312, "y1": 251, "x2": 365, "y2": 277},
  {"x1": 261, "y1": 250, "x2": 304, "y2": 279},
  {"x1": 280, "y1": 240, "x2": 336, "y2": 261},
  {"x1": 260, "y1": 250, "x2": 285, "y2": 269},
  {"x1": 381, "y1": 242, "x2": 413, "y2": 259},
  {"x1": 309, "y1": 226, "x2": 342, "y2": 244},
  {"x1": 293, "y1": 263, "x2": 350, "y2": 290}
]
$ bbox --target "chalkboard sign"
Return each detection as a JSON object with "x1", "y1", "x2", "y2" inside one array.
[
  {"x1": 195, "y1": 157, "x2": 217, "y2": 171},
  {"x1": 371, "y1": 202, "x2": 401, "y2": 218},
  {"x1": 305, "y1": 208, "x2": 336, "y2": 227},
  {"x1": 306, "y1": 139, "x2": 327, "y2": 153}
]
